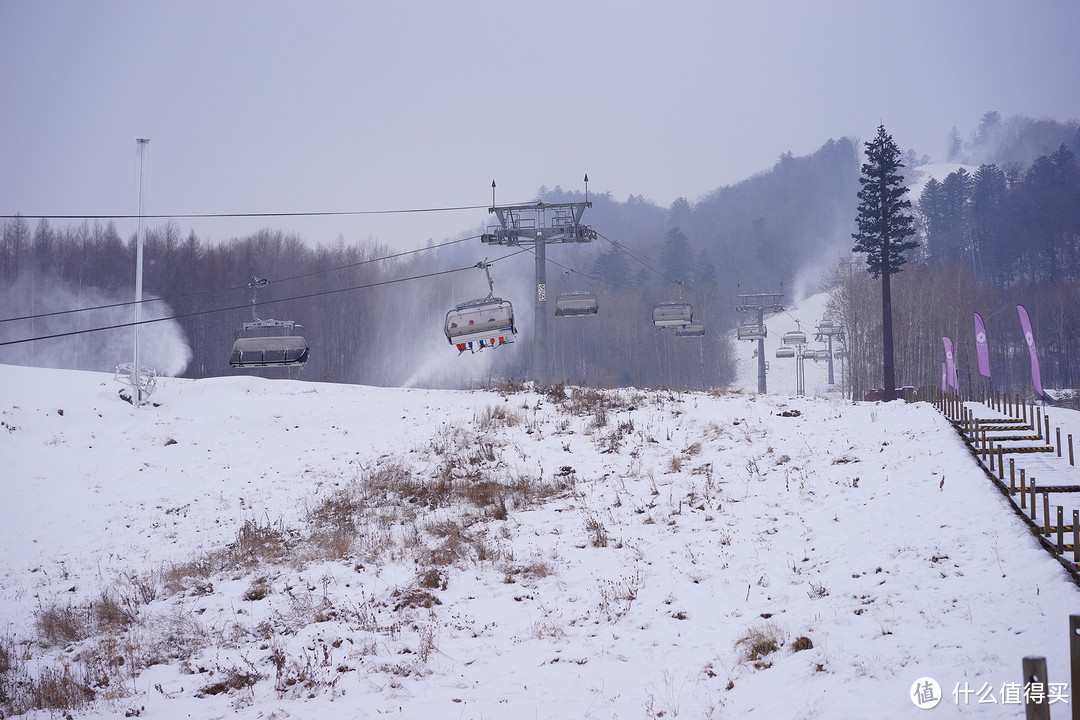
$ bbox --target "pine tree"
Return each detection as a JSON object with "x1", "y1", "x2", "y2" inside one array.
[{"x1": 852, "y1": 124, "x2": 918, "y2": 401}]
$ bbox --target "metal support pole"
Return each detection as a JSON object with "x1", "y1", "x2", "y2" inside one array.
[
  {"x1": 757, "y1": 307, "x2": 766, "y2": 394},
  {"x1": 132, "y1": 137, "x2": 150, "y2": 407},
  {"x1": 534, "y1": 238, "x2": 548, "y2": 388},
  {"x1": 826, "y1": 332, "x2": 834, "y2": 385}
]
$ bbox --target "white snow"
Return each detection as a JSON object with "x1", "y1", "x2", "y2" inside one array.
[{"x1": 2, "y1": 304, "x2": 1078, "y2": 718}]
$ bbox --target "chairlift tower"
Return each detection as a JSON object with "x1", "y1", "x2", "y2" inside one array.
[
  {"x1": 815, "y1": 319, "x2": 845, "y2": 385},
  {"x1": 481, "y1": 178, "x2": 596, "y2": 387},
  {"x1": 737, "y1": 292, "x2": 784, "y2": 393}
]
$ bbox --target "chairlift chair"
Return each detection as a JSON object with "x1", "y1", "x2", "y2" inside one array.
[
  {"x1": 229, "y1": 278, "x2": 309, "y2": 369},
  {"x1": 554, "y1": 290, "x2": 599, "y2": 318},
  {"x1": 445, "y1": 260, "x2": 516, "y2": 353},
  {"x1": 811, "y1": 349, "x2": 831, "y2": 360},
  {"x1": 675, "y1": 323, "x2": 705, "y2": 338},
  {"x1": 817, "y1": 319, "x2": 843, "y2": 337},
  {"x1": 445, "y1": 298, "x2": 516, "y2": 352},
  {"x1": 653, "y1": 301, "x2": 693, "y2": 328},
  {"x1": 230, "y1": 319, "x2": 310, "y2": 368},
  {"x1": 775, "y1": 345, "x2": 795, "y2": 358},
  {"x1": 782, "y1": 330, "x2": 807, "y2": 345},
  {"x1": 737, "y1": 323, "x2": 767, "y2": 341}
]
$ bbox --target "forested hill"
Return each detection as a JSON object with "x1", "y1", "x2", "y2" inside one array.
[{"x1": 1, "y1": 113, "x2": 1077, "y2": 391}]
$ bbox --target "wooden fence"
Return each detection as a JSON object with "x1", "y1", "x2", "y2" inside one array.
[{"x1": 912, "y1": 386, "x2": 1078, "y2": 717}]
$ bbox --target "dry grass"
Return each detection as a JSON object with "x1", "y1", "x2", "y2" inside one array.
[
  {"x1": 7, "y1": 392, "x2": 611, "y2": 716},
  {"x1": 736, "y1": 621, "x2": 786, "y2": 668}
]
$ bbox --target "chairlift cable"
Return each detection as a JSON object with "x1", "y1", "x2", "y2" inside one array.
[
  {"x1": 591, "y1": 231, "x2": 735, "y2": 307},
  {"x1": 0, "y1": 259, "x2": 510, "y2": 348},
  {"x1": 0, "y1": 204, "x2": 492, "y2": 221},
  {"x1": 0, "y1": 235, "x2": 478, "y2": 325}
]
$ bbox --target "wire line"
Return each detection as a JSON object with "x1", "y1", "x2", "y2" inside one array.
[
  {"x1": 0, "y1": 235, "x2": 478, "y2": 324},
  {"x1": 0, "y1": 204, "x2": 491, "y2": 221}
]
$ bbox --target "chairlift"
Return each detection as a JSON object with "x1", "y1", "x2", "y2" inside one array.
[
  {"x1": 834, "y1": 349, "x2": 848, "y2": 359},
  {"x1": 554, "y1": 290, "x2": 599, "y2": 318},
  {"x1": 675, "y1": 323, "x2": 705, "y2": 338},
  {"x1": 816, "y1": 319, "x2": 843, "y2": 336},
  {"x1": 775, "y1": 345, "x2": 795, "y2": 358},
  {"x1": 653, "y1": 301, "x2": 693, "y2": 328},
  {"x1": 445, "y1": 261, "x2": 516, "y2": 353},
  {"x1": 737, "y1": 323, "x2": 766, "y2": 341},
  {"x1": 782, "y1": 330, "x2": 807, "y2": 345},
  {"x1": 811, "y1": 349, "x2": 831, "y2": 360},
  {"x1": 229, "y1": 278, "x2": 309, "y2": 368}
]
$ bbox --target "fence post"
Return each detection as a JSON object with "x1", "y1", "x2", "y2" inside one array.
[
  {"x1": 1044, "y1": 493, "x2": 1051, "y2": 537},
  {"x1": 1036, "y1": 408, "x2": 1043, "y2": 440},
  {"x1": 1031, "y1": 480, "x2": 1038, "y2": 522},
  {"x1": 1010, "y1": 458, "x2": 1016, "y2": 493},
  {"x1": 1071, "y1": 615, "x2": 1080, "y2": 720},
  {"x1": 1057, "y1": 427, "x2": 1062, "y2": 458},
  {"x1": 1022, "y1": 656, "x2": 1051, "y2": 720},
  {"x1": 1057, "y1": 506, "x2": 1064, "y2": 552},
  {"x1": 1070, "y1": 434, "x2": 1075, "y2": 466},
  {"x1": 1075, "y1": 512, "x2": 1080, "y2": 565},
  {"x1": 998, "y1": 449, "x2": 1005, "y2": 481},
  {"x1": 1021, "y1": 469, "x2": 1027, "y2": 508}
]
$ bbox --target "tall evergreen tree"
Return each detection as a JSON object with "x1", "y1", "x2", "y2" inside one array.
[
  {"x1": 659, "y1": 227, "x2": 694, "y2": 283},
  {"x1": 851, "y1": 124, "x2": 918, "y2": 401}
]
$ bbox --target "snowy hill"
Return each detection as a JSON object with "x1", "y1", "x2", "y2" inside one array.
[
  {"x1": 732, "y1": 292, "x2": 846, "y2": 398},
  {"x1": 1, "y1": 361, "x2": 1078, "y2": 719}
]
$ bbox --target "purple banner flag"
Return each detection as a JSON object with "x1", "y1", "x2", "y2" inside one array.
[
  {"x1": 942, "y1": 362, "x2": 947, "y2": 393},
  {"x1": 942, "y1": 337, "x2": 959, "y2": 390},
  {"x1": 1017, "y1": 305, "x2": 1044, "y2": 396},
  {"x1": 973, "y1": 312, "x2": 991, "y2": 378}
]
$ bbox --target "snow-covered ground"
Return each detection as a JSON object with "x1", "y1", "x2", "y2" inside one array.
[{"x1": 2, "y1": 318, "x2": 1078, "y2": 718}]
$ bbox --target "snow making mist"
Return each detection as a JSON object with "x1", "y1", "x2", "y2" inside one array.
[
  {"x1": 389, "y1": 248, "x2": 531, "y2": 390},
  {"x1": 0, "y1": 274, "x2": 193, "y2": 376}
]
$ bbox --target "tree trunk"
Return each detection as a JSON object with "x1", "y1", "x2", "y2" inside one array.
[{"x1": 881, "y1": 270, "x2": 897, "y2": 401}]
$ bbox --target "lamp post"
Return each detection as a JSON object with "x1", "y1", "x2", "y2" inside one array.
[{"x1": 133, "y1": 137, "x2": 150, "y2": 406}]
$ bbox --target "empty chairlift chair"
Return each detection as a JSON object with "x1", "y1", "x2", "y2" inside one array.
[
  {"x1": 230, "y1": 319, "x2": 309, "y2": 368},
  {"x1": 653, "y1": 301, "x2": 693, "y2": 328},
  {"x1": 554, "y1": 291, "x2": 599, "y2": 318},
  {"x1": 737, "y1": 322, "x2": 766, "y2": 341},
  {"x1": 775, "y1": 345, "x2": 795, "y2": 358},
  {"x1": 675, "y1": 323, "x2": 705, "y2": 338},
  {"x1": 228, "y1": 278, "x2": 309, "y2": 369},
  {"x1": 782, "y1": 330, "x2": 807, "y2": 345}
]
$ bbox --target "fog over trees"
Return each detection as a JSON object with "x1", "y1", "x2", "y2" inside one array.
[{"x1": 2, "y1": 112, "x2": 1078, "y2": 397}]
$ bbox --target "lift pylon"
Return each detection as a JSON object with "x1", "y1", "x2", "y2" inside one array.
[
  {"x1": 481, "y1": 183, "x2": 596, "y2": 387},
  {"x1": 737, "y1": 292, "x2": 784, "y2": 393}
]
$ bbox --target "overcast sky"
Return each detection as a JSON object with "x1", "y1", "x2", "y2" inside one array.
[{"x1": 3, "y1": 0, "x2": 1079, "y2": 250}]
